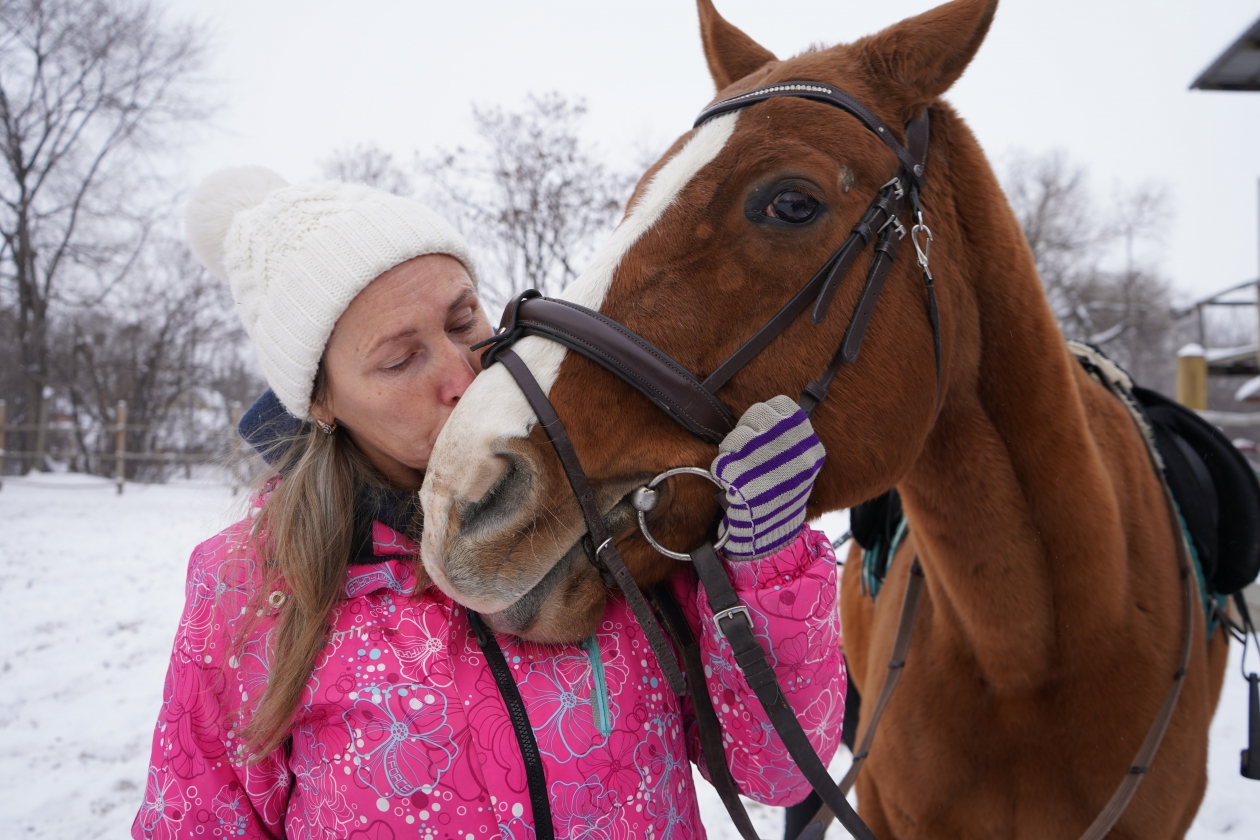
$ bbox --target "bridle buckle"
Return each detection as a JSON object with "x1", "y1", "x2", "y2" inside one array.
[
  {"x1": 712, "y1": 604, "x2": 752, "y2": 637},
  {"x1": 879, "y1": 177, "x2": 905, "y2": 200},
  {"x1": 879, "y1": 212, "x2": 907, "y2": 240}
]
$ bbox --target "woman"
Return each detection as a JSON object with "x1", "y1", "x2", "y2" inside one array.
[{"x1": 134, "y1": 167, "x2": 846, "y2": 839}]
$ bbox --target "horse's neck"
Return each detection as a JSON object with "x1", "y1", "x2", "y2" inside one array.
[{"x1": 897, "y1": 108, "x2": 1144, "y2": 690}]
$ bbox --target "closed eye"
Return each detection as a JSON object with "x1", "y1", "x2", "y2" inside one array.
[{"x1": 383, "y1": 354, "x2": 413, "y2": 372}]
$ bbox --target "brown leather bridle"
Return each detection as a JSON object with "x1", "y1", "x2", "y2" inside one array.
[
  {"x1": 466, "y1": 79, "x2": 1201, "y2": 840},
  {"x1": 467, "y1": 80, "x2": 935, "y2": 840}
]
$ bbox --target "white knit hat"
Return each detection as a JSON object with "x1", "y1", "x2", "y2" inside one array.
[{"x1": 185, "y1": 166, "x2": 478, "y2": 419}]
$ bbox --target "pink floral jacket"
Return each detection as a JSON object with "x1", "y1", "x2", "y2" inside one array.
[{"x1": 133, "y1": 515, "x2": 845, "y2": 840}]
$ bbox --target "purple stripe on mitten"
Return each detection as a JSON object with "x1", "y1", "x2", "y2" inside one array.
[{"x1": 712, "y1": 396, "x2": 826, "y2": 560}]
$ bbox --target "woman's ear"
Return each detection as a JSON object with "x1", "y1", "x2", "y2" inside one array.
[
  {"x1": 309, "y1": 387, "x2": 339, "y2": 431},
  {"x1": 697, "y1": 0, "x2": 778, "y2": 92},
  {"x1": 309, "y1": 363, "x2": 336, "y2": 427},
  {"x1": 854, "y1": 0, "x2": 998, "y2": 119}
]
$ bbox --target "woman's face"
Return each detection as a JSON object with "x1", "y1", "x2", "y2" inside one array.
[{"x1": 314, "y1": 254, "x2": 493, "y2": 489}]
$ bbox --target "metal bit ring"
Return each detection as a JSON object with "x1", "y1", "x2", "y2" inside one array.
[{"x1": 630, "y1": 467, "x2": 730, "y2": 561}]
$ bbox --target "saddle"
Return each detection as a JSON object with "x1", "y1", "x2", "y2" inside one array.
[
  {"x1": 1132, "y1": 385, "x2": 1260, "y2": 597},
  {"x1": 854, "y1": 349, "x2": 1260, "y2": 603}
]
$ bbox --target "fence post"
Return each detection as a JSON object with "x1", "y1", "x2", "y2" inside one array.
[
  {"x1": 229, "y1": 401, "x2": 243, "y2": 496},
  {"x1": 0, "y1": 398, "x2": 6, "y2": 491},
  {"x1": 115, "y1": 400, "x2": 127, "y2": 495},
  {"x1": 32, "y1": 385, "x2": 51, "y2": 473},
  {"x1": 1176, "y1": 343, "x2": 1208, "y2": 410}
]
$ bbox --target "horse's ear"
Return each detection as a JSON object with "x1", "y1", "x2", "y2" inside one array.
[
  {"x1": 697, "y1": 0, "x2": 777, "y2": 91},
  {"x1": 855, "y1": 0, "x2": 998, "y2": 116}
]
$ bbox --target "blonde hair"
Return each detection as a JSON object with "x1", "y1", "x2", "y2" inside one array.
[{"x1": 237, "y1": 373, "x2": 424, "y2": 759}]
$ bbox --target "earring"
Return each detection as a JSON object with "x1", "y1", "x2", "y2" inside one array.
[{"x1": 318, "y1": 420, "x2": 336, "y2": 435}]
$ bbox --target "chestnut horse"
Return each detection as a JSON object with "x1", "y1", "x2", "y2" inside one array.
[{"x1": 421, "y1": 0, "x2": 1231, "y2": 835}]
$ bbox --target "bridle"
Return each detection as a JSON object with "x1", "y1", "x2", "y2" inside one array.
[
  {"x1": 467, "y1": 79, "x2": 935, "y2": 840},
  {"x1": 478, "y1": 82, "x2": 939, "y2": 444},
  {"x1": 464, "y1": 79, "x2": 1199, "y2": 840}
]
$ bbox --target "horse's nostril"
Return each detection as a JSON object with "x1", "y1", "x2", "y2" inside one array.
[{"x1": 457, "y1": 454, "x2": 531, "y2": 535}]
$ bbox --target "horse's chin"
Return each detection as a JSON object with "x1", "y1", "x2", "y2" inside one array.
[{"x1": 478, "y1": 536, "x2": 609, "y2": 643}]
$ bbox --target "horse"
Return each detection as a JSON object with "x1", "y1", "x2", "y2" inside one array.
[{"x1": 420, "y1": 0, "x2": 1232, "y2": 835}]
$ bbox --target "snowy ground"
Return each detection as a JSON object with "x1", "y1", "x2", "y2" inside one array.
[{"x1": 0, "y1": 477, "x2": 1256, "y2": 838}]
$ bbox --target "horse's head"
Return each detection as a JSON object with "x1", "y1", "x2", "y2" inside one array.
[{"x1": 421, "y1": 0, "x2": 998, "y2": 642}]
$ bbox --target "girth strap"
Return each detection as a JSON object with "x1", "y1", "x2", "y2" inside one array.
[
  {"x1": 495, "y1": 349, "x2": 688, "y2": 696},
  {"x1": 688, "y1": 542, "x2": 878, "y2": 840}
]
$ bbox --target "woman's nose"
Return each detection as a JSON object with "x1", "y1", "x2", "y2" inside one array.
[{"x1": 438, "y1": 341, "x2": 478, "y2": 406}]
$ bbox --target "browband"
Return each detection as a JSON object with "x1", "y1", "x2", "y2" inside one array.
[{"x1": 695, "y1": 81, "x2": 924, "y2": 190}]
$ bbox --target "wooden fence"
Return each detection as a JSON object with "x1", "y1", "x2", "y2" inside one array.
[{"x1": 0, "y1": 398, "x2": 248, "y2": 495}]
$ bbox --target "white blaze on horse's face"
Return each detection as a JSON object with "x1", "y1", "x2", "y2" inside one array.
[{"x1": 420, "y1": 113, "x2": 740, "y2": 611}]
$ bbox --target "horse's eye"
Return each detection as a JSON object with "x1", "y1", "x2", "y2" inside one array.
[{"x1": 765, "y1": 190, "x2": 819, "y2": 223}]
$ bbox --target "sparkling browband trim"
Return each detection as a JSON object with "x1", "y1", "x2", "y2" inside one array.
[{"x1": 711, "y1": 83, "x2": 835, "y2": 108}]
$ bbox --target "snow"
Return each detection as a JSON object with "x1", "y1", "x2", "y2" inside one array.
[
  {"x1": 0, "y1": 478, "x2": 1256, "y2": 838},
  {"x1": 0, "y1": 474, "x2": 243, "y2": 838}
]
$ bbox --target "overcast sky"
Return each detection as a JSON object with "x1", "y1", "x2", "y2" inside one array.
[{"x1": 165, "y1": 0, "x2": 1260, "y2": 302}]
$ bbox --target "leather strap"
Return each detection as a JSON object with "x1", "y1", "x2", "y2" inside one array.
[
  {"x1": 695, "y1": 81, "x2": 924, "y2": 189},
  {"x1": 798, "y1": 208, "x2": 907, "y2": 416},
  {"x1": 468, "y1": 610, "x2": 555, "y2": 840},
  {"x1": 688, "y1": 542, "x2": 878, "y2": 840},
  {"x1": 812, "y1": 189, "x2": 898, "y2": 325},
  {"x1": 700, "y1": 246, "x2": 840, "y2": 395},
  {"x1": 648, "y1": 583, "x2": 763, "y2": 840},
  {"x1": 495, "y1": 349, "x2": 688, "y2": 696},
  {"x1": 1076, "y1": 483, "x2": 1197, "y2": 839},
  {"x1": 838, "y1": 203, "x2": 906, "y2": 365},
  {"x1": 924, "y1": 271, "x2": 943, "y2": 409},
  {"x1": 796, "y1": 559, "x2": 925, "y2": 839},
  {"x1": 481, "y1": 295, "x2": 735, "y2": 443},
  {"x1": 700, "y1": 180, "x2": 899, "y2": 397}
]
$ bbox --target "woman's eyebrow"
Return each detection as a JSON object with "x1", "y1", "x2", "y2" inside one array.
[
  {"x1": 447, "y1": 287, "x2": 475, "y2": 315},
  {"x1": 367, "y1": 328, "x2": 418, "y2": 358},
  {"x1": 365, "y1": 290, "x2": 476, "y2": 358}
]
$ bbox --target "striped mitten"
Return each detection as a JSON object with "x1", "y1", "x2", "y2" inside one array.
[{"x1": 712, "y1": 396, "x2": 826, "y2": 561}]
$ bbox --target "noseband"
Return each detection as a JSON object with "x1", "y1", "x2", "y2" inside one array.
[{"x1": 470, "y1": 80, "x2": 938, "y2": 840}]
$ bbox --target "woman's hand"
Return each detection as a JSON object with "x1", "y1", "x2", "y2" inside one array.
[{"x1": 712, "y1": 395, "x2": 826, "y2": 561}]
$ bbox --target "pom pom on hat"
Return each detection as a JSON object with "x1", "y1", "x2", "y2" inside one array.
[
  {"x1": 186, "y1": 167, "x2": 478, "y2": 419},
  {"x1": 186, "y1": 166, "x2": 289, "y2": 280}
]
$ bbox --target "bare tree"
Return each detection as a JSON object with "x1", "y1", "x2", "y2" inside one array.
[
  {"x1": 1003, "y1": 151, "x2": 1174, "y2": 389},
  {"x1": 321, "y1": 142, "x2": 412, "y2": 195},
  {"x1": 53, "y1": 241, "x2": 258, "y2": 479},
  {"x1": 0, "y1": 0, "x2": 209, "y2": 471},
  {"x1": 1003, "y1": 151, "x2": 1104, "y2": 314},
  {"x1": 421, "y1": 93, "x2": 632, "y2": 306}
]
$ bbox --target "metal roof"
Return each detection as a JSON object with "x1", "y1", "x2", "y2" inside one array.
[{"x1": 1192, "y1": 15, "x2": 1260, "y2": 91}]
